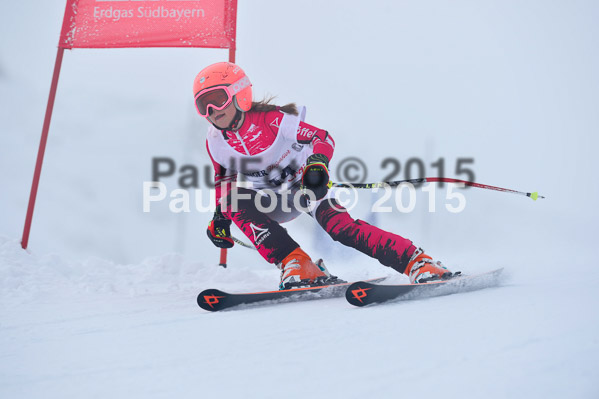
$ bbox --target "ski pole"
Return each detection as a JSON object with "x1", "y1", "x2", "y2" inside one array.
[
  {"x1": 230, "y1": 176, "x2": 545, "y2": 251},
  {"x1": 331, "y1": 177, "x2": 545, "y2": 201},
  {"x1": 232, "y1": 236, "x2": 256, "y2": 249}
]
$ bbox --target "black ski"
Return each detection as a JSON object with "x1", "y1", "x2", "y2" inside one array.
[
  {"x1": 198, "y1": 277, "x2": 386, "y2": 312},
  {"x1": 346, "y1": 268, "x2": 504, "y2": 307}
]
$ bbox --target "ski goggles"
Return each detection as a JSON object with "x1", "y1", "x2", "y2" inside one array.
[{"x1": 194, "y1": 76, "x2": 252, "y2": 117}]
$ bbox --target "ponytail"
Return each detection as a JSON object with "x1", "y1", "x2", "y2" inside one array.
[{"x1": 250, "y1": 95, "x2": 298, "y2": 116}]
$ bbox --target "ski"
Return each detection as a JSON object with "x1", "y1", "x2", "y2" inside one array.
[
  {"x1": 346, "y1": 268, "x2": 504, "y2": 307},
  {"x1": 198, "y1": 277, "x2": 387, "y2": 312}
]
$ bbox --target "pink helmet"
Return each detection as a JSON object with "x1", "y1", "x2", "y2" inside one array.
[{"x1": 193, "y1": 62, "x2": 253, "y2": 113}]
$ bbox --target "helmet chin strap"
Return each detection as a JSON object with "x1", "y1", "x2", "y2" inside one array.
[{"x1": 210, "y1": 109, "x2": 243, "y2": 136}]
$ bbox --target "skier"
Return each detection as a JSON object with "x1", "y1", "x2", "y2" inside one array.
[{"x1": 195, "y1": 62, "x2": 455, "y2": 289}]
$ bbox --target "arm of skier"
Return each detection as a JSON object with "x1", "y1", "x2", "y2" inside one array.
[
  {"x1": 296, "y1": 122, "x2": 335, "y2": 160},
  {"x1": 297, "y1": 122, "x2": 335, "y2": 200},
  {"x1": 206, "y1": 142, "x2": 236, "y2": 248}
]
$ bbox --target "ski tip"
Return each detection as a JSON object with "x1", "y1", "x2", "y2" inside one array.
[
  {"x1": 197, "y1": 289, "x2": 228, "y2": 312},
  {"x1": 345, "y1": 281, "x2": 375, "y2": 307}
]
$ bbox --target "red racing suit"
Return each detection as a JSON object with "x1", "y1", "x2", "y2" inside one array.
[{"x1": 206, "y1": 108, "x2": 416, "y2": 271}]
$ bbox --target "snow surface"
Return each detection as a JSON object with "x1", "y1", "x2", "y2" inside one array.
[{"x1": 2, "y1": 1, "x2": 599, "y2": 398}]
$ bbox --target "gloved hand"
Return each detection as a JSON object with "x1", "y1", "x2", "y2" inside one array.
[
  {"x1": 206, "y1": 205, "x2": 234, "y2": 248},
  {"x1": 301, "y1": 153, "x2": 331, "y2": 201}
]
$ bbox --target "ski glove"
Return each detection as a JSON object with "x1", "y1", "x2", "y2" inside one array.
[
  {"x1": 206, "y1": 205, "x2": 234, "y2": 249},
  {"x1": 301, "y1": 153, "x2": 331, "y2": 201}
]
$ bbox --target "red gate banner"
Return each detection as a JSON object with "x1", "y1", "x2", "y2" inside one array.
[{"x1": 59, "y1": 0, "x2": 237, "y2": 49}]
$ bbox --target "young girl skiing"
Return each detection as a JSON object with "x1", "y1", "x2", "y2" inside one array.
[{"x1": 195, "y1": 62, "x2": 455, "y2": 289}]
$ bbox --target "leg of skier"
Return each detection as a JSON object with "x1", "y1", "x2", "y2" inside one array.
[
  {"x1": 313, "y1": 198, "x2": 455, "y2": 283},
  {"x1": 220, "y1": 187, "x2": 338, "y2": 289}
]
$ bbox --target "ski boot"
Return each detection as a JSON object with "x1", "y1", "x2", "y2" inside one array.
[
  {"x1": 404, "y1": 248, "x2": 460, "y2": 284},
  {"x1": 278, "y1": 247, "x2": 343, "y2": 290}
]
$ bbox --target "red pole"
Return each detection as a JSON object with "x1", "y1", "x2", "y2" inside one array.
[
  {"x1": 218, "y1": 29, "x2": 237, "y2": 267},
  {"x1": 219, "y1": 249, "x2": 227, "y2": 268},
  {"x1": 228, "y1": 0, "x2": 237, "y2": 64},
  {"x1": 21, "y1": 47, "x2": 65, "y2": 249}
]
